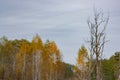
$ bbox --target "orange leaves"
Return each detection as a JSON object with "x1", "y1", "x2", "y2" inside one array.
[
  {"x1": 73, "y1": 46, "x2": 90, "y2": 80},
  {"x1": 16, "y1": 42, "x2": 31, "y2": 73},
  {"x1": 45, "y1": 40, "x2": 59, "y2": 54},
  {"x1": 76, "y1": 46, "x2": 88, "y2": 71},
  {"x1": 16, "y1": 41, "x2": 32, "y2": 62},
  {"x1": 32, "y1": 34, "x2": 43, "y2": 51},
  {"x1": 45, "y1": 40, "x2": 61, "y2": 64},
  {"x1": 13, "y1": 34, "x2": 64, "y2": 80}
]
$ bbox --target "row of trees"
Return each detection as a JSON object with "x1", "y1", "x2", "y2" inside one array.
[
  {"x1": 0, "y1": 35, "x2": 69, "y2": 80},
  {"x1": 0, "y1": 35, "x2": 119, "y2": 80}
]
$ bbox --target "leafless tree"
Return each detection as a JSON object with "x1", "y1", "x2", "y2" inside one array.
[{"x1": 87, "y1": 9, "x2": 109, "y2": 80}]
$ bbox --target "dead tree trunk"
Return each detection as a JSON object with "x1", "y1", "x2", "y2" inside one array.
[{"x1": 87, "y1": 9, "x2": 109, "y2": 80}]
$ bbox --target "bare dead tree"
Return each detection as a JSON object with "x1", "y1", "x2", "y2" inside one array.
[{"x1": 87, "y1": 9, "x2": 109, "y2": 80}]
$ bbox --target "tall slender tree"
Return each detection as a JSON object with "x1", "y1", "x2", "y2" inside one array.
[
  {"x1": 44, "y1": 40, "x2": 62, "y2": 80},
  {"x1": 74, "y1": 46, "x2": 89, "y2": 80},
  {"x1": 31, "y1": 34, "x2": 44, "y2": 80},
  {"x1": 87, "y1": 9, "x2": 109, "y2": 80}
]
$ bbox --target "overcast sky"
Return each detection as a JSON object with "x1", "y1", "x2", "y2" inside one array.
[{"x1": 0, "y1": 0, "x2": 120, "y2": 64}]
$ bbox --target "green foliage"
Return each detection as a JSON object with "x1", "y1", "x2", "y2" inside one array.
[
  {"x1": 10, "y1": 39, "x2": 30, "y2": 48},
  {"x1": 62, "y1": 62, "x2": 74, "y2": 79},
  {"x1": 101, "y1": 52, "x2": 120, "y2": 80},
  {"x1": 101, "y1": 59, "x2": 115, "y2": 80}
]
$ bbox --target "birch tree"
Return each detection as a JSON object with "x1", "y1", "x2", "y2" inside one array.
[
  {"x1": 45, "y1": 40, "x2": 62, "y2": 80},
  {"x1": 74, "y1": 46, "x2": 89, "y2": 80},
  {"x1": 31, "y1": 34, "x2": 44, "y2": 80}
]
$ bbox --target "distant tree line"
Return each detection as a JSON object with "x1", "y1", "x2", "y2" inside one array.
[
  {"x1": 0, "y1": 35, "x2": 119, "y2": 80},
  {"x1": 0, "y1": 35, "x2": 73, "y2": 80}
]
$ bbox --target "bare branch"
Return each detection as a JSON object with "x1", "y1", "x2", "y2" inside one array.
[{"x1": 87, "y1": 9, "x2": 109, "y2": 80}]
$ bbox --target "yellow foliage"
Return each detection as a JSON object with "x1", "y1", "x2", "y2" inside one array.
[{"x1": 76, "y1": 46, "x2": 88, "y2": 70}]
